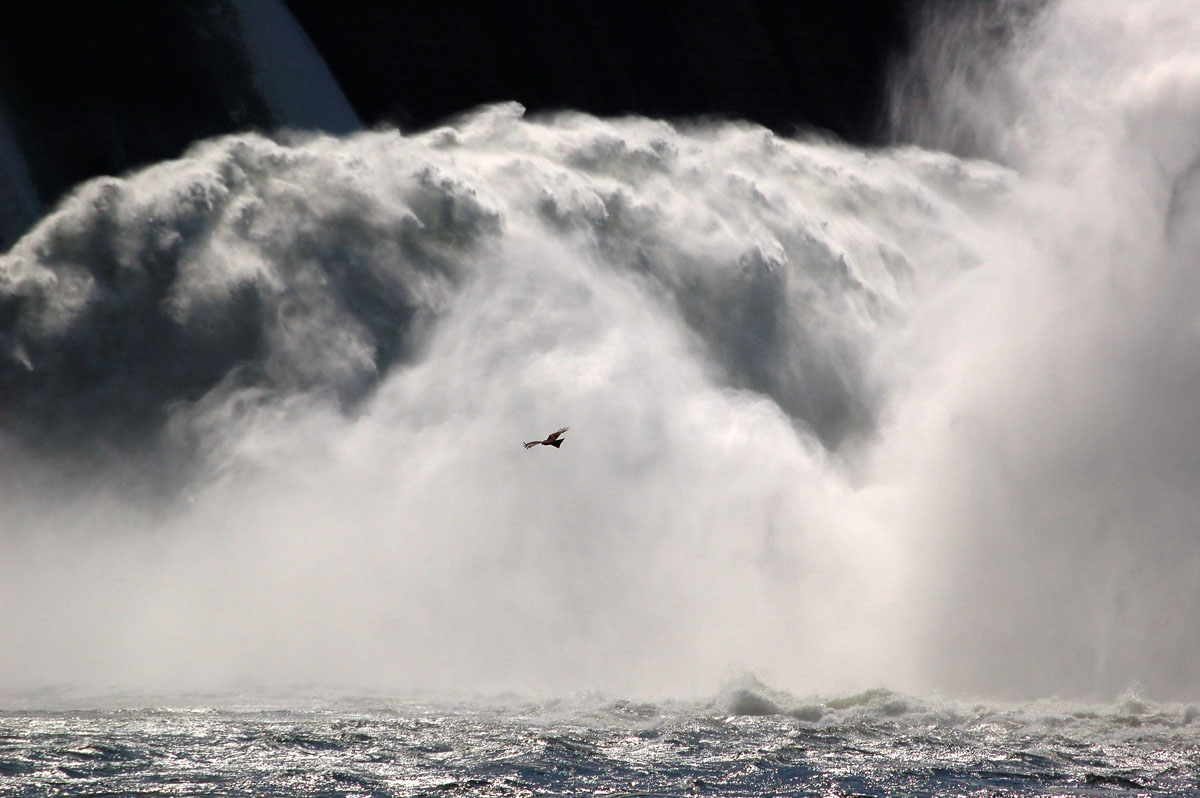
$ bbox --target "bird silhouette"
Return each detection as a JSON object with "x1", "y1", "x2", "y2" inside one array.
[{"x1": 524, "y1": 427, "x2": 568, "y2": 449}]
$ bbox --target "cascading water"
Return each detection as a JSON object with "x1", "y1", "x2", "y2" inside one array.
[{"x1": 1, "y1": 0, "x2": 1198, "y2": 708}]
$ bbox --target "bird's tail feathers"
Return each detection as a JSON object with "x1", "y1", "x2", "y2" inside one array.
[{"x1": 548, "y1": 440, "x2": 563, "y2": 448}]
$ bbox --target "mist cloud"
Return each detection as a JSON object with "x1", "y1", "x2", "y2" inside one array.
[{"x1": 3, "y1": 0, "x2": 1200, "y2": 701}]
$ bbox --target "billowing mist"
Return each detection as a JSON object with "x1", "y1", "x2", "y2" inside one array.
[{"x1": 2, "y1": 0, "x2": 1198, "y2": 701}]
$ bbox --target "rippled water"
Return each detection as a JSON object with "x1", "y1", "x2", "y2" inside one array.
[{"x1": 3, "y1": 687, "x2": 1197, "y2": 796}]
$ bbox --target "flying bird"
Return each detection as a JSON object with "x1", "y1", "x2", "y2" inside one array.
[{"x1": 524, "y1": 427, "x2": 568, "y2": 449}]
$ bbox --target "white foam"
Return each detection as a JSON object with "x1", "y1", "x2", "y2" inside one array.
[{"x1": 2, "y1": 0, "x2": 1200, "y2": 702}]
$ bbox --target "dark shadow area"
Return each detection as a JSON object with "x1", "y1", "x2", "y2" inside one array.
[
  {"x1": 0, "y1": 1, "x2": 272, "y2": 232},
  {"x1": 0, "y1": 0, "x2": 921, "y2": 249},
  {"x1": 286, "y1": 0, "x2": 911, "y2": 142}
]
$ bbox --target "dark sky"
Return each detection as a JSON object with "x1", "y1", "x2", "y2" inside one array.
[
  {"x1": 0, "y1": 0, "x2": 913, "y2": 248},
  {"x1": 286, "y1": 0, "x2": 910, "y2": 140}
]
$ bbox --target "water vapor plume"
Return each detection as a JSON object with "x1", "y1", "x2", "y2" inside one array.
[
  {"x1": 1, "y1": 112, "x2": 958, "y2": 696},
  {"x1": 3, "y1": 0, "x2": 1200, "y2": 702},
  {"x1": 881, "y1": 0, "x2": 1200, "y2": 697}
]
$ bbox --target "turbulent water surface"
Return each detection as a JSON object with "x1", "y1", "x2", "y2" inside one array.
[{"x1": 3, "y1": 687, "x2": 1199, "y2": 796}]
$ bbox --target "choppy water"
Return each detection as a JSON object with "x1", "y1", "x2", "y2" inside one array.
[{"x1": 3, "y1": 687, "x2": 1198, "y2": 796}]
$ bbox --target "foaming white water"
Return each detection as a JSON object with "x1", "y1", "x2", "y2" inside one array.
[
  {"x1": 1, "y1": 109, "x2": 963, "y2": 696},
  {"x1": 873, "y1": 0, "x2": 1200, "y2": 699},
  {"x1": 3, "y1": 0, "x2": 1200, "y2": 701}
]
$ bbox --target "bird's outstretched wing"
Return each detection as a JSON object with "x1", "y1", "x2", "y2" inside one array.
[{"x1": 523, "y1": 427, "x2": 568, "y2": 449}]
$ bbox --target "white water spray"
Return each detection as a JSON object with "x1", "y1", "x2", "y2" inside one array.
[{"x1": 2, "y1": 0, "x2": 1198, "y2": 700}]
